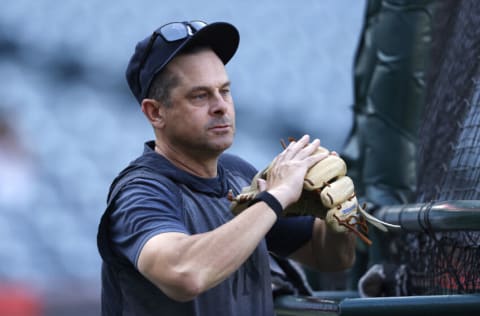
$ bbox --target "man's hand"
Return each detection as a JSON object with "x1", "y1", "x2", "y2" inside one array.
[{"x1": 262, "y1": 135, "x2": 329, "y2": 208}]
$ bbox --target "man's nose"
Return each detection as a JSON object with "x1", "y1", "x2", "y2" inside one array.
[{"x1": 209, "y1": 91, "x2": 229, "y2": 115}]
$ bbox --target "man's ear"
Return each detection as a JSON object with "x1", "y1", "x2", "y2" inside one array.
[{"x1": 141, "y1": 98, "x2": 165, "y2": 128}]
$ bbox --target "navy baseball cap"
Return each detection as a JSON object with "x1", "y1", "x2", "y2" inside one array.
[{"x1": 125, "y1": 20, "x2": 240, "y2": 104}]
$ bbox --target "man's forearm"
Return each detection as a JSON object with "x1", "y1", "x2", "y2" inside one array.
[
  {"x1": 320, "y1": 222, "x2": 356, "y2": 271},
  {"x1": 137, "y1": 201, "x2": 277, "y2": 301},
  {"x1": 290, "y1": 218, "x2": 356, "y2": 271}
]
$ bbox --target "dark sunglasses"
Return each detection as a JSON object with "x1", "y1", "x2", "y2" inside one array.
[
  {"x1": 157, "y1": 20, "x2": 207, "y2": 42},
  {"x1": 137, "y1": 20, "x2": 207, "y2": 96}
]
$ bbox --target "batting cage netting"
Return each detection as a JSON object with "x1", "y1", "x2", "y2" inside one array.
[
  {"x1": 341, "y1": 0, "x2": 480, "y2": 297},
  {"x1": 398, "y1": 0, "x2": 480, "y2": 295}
]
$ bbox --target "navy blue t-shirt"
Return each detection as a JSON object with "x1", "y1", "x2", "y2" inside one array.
[{"x1": 97, "y1": 141, "x2": 314, "y2": 316}]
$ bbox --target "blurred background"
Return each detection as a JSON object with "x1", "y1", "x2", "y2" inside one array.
[{"x1": 0, "y1": 0, "x2": 365, "y2": 314}]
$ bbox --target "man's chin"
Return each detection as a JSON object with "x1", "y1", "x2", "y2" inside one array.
[
  {"x1": 213, "y1": 141, "x2": 233, "y2": 153},
  {"x1": 210, "y1": 136, "x2": 234, "y2": 153}
]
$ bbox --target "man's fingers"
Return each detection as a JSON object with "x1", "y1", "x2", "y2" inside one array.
[
  {"x1": 274, "y1": 135, "x2": 325, "y2": 169},
  {"x1": 295, "y1": 138, "x2": 321, "y2": 160},
  {"x1": 280, "y1": 135, "x2": 312, "y2": 159},
  {"x1": 308, "y1": 151, "x2": 329, "y2": 167}
]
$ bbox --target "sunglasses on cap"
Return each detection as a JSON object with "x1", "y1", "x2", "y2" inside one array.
[
  {"x1": 157, "y1": 20, "x2": 207, "y2": 42},
  {"x1": 138, "y1": 20, "x2": 207, "y2": 73}
]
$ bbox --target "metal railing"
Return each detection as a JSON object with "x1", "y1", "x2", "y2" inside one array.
[
  {"x1": 374, "y1": 200, "x2": 480, "y2": 232},
  {"x1": 275, "y1": 293, "x2": 480, "y2": 316}
]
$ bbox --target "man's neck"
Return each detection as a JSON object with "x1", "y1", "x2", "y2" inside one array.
[{"x1": 154, "y1": 142, "x2": 219, "y2": 178}]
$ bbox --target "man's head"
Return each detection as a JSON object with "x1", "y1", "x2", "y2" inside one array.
[
  {"x1": 125, "y1": 21, "x2": 240, "y2": 162},
  {"x1": 125, "y1": 21, "x2": 239, "y2": 104}
]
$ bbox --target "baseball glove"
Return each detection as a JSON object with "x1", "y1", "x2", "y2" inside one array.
[{"x1": 227, "y1": 140, "x2": 399, "y2": 245}]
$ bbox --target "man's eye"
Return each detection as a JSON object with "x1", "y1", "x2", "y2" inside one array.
[{"x1": 192, "y1": 93, "x2": 207, "y2": 100}]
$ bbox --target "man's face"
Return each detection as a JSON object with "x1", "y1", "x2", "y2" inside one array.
[{"x1": 161, "y1": 49, "x2": 236, "y2": 158}]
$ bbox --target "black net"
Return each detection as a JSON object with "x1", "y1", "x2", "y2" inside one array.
[
  {"x1": 417, "y1": 0, "x2": 480, "y2": 202},
  {"x1": 396, "y1": 0, "x2": 480, "y2": 296},
  {"x1": 398, "y1": 230, "x2": 480, "y2": 295}
]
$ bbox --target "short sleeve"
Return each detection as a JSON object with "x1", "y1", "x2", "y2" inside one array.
[{"x1": 109, "y1": 177, "x2": 188, "y2": 267}]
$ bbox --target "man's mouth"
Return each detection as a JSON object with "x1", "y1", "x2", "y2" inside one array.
[{"x1": 209, "y1": 124, "x2": 231, "y2": 131}]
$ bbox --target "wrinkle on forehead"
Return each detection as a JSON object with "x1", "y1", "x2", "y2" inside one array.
[{"x1": 166, "y1": 49, "x2": 229, "y2": 89}]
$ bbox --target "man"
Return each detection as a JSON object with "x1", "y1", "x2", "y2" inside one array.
[{"x1": 97, "y1": 20, "x2": 355, "y2": 315}]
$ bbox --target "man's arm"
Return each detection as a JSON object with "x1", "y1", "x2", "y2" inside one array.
[
  {"x1": 289, "y1": 218, "x2": 356, "y2": 271},
  {"x1": 137, "y1": 200, "x2": 277, "y2": 302}
]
